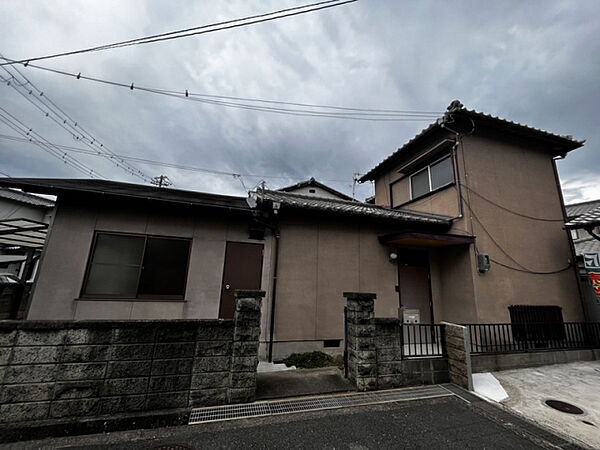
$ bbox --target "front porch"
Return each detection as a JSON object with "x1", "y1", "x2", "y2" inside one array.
[{"x1": 378, "y1": 230, "x2": 476, "y2": 326}]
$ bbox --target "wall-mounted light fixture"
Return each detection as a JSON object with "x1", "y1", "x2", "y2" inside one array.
[{"x1": 389, "y1": 252, "x2": 398, "y2": 263}]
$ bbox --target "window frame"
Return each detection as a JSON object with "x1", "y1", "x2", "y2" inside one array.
[
  {"x1": 80, "y1": 231, "x2": 192, "y2": 301},
  {"x1": 409, "y1": 154, "x2": 455, "y2": 201}
]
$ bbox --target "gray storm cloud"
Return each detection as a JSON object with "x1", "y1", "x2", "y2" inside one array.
[{"x1": 0, "y1": 0, "x2": 598, "y2": 202}]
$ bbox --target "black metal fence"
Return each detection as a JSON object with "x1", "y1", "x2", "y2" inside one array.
[
  {"x1": 466, "y1": 322, "x2": 600, "y2": 354},
  {"x1": 402, "y1": 324, "x2": 446, "y2": 358}
]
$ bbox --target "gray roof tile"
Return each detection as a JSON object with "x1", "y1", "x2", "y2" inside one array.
[
  {"x1": 565, "y1": 199, "x2": 600, "y2": 218},
  {"x1": 574, "y1": 238, "x2": 600, "y2": 255},
  {"x1": 566, "y1": 205, "x2": 600, "y2": 228},
  {"x1": 360, "y1": 102, "x2": 584, "y2": 182},
  {"x1": 0, "y1": 188, "x2": 55, "y2": 208},
  {"x1": 253, "y1": 190, "x2": 452, "y2": 226}
]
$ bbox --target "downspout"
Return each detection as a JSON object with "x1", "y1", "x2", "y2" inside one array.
[
  {"x1": 440, "y1": 113, "x2": 474, "y2": 221},
  {"x1": 552, "y1": 155, "x2": 588, "y2": 322},
  {"x1": 268, "y1": 227, "x2": 280, "y2": 362},
  {"x1": 451, "y1": 142, "x2": 464, "y2": 219}
]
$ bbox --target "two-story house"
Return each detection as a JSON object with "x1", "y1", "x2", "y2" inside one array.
[{"x1": 0, "y1": 101, "x2": 586, "y2": 360}]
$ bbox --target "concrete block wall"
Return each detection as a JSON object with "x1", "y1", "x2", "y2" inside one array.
[
  {"x1": 344, "y1": 292, "x2": 449, "y2": 392},
  {"x1": 472, "y1": 348, "x2": 599, "y2": 373},
  {"x1": 0, "y1": 291, "x2": 264, "y2": 425},
  {"x1": 442, "y1": 322, "x2": 473, "y2": 390}
]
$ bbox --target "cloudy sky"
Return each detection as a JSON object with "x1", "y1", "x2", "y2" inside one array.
[{"x1": 0, "y1": 0, "x2": 598, "y2": 202}]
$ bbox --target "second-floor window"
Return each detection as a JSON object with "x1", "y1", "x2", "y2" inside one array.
[{"x1": 410, "y1": 155, "x2": 454, "y2": 199}]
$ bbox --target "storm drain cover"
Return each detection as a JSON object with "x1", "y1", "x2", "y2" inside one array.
[{"x1": 544, "y1": 399, "x2": 584, "y2": 415}]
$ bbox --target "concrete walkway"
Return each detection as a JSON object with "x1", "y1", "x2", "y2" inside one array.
[
  {"x1": 491, "y1": 361, "x2": 600, "y2": 449},
  {"x1": 256, "y1": 367, "x2": 354, "y2": 400}
]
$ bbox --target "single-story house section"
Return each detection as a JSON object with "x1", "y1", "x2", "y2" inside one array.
[{"x1": 0, "y1": 100, "x2": 587, "y2": 360}]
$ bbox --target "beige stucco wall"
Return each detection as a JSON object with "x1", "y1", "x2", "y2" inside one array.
[
  {"x1": 272, "y1": 216, "x2": 399, "y2": 344},
  {"x1": 460, "y1": 133, "x2": 583, "y2": 322},
  {"x1": 28, "y1": 195, "x2": 272, "y2": 324},
  {"x1": 284, "y1": 185, "x2": 347, "y2": 200}
]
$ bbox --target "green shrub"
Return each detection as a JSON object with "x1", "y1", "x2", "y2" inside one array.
[{"x1": 283, "y1": 351, "x2": 334, "y2": 369}]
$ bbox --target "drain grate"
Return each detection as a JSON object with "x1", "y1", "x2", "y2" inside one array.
[
  {"x1": 189, "y1": 385, "x2": 452, "y2": 424},
  {"x1": 544, "y1": 399, "x2": 584, "y2": 415},
  {"x1": 152, "y1": 445, "x2": 193, "y2": 450}
]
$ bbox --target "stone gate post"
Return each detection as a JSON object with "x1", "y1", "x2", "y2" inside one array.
[
  {"x1": 343, "y1": 292, "x2": 377, "y2": 391},
  {"x1": 229, "y1": 289, "x2": 265, "y2": 403}
]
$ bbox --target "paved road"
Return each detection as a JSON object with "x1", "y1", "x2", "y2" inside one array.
[{"x1": 6, "y1": 394, "x2": 573, "y2": 450}]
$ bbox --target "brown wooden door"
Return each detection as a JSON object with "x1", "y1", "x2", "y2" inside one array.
[
  {"x1": 397, "y1": 249, "x2": 433, "y2": 324},
  {"x1": 219, "y1": 242, "x2": 264, "y2": 319}
]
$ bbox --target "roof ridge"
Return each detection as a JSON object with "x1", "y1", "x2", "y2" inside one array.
[{"x1": 259, "y1": 189, "x2": 453, "y2": 223}]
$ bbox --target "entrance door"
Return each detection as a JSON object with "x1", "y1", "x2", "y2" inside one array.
[
  {"x1": 219, "y1": 242, "x2": 264, "y2": 319},
  {"x1": 397, "y1": 249, "x2": 433, "y2": 324}
]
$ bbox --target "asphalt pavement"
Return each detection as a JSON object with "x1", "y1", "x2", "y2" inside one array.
[{"x1": 4, "y1": 391, "x2": 580, "y2": 450}]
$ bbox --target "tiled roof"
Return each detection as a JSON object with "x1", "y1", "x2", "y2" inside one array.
[
  {"x1": 565, "y1": 205, "x2": 600, "y2": 228},
  {"x1": 0, "y1": 188, "x2": 55, "y2": 208},
  {"x1": 360, "y1": 101, "x2": 584, "y2": 182},
  {"x1": 252, "y1": 190, "x2": 452, "y2": 226},
  {"x1": 573, "y1": 238, "x2": 600, "y2": 256},
  {"x1": 565, "y1": 199, "x2": 600, "y2": 218}
]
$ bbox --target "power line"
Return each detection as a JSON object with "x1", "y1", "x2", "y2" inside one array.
[
  {"x1": 462, "y1": 195, "x2": 571, "y2": 274},
  {"x1": 0, "y1": 59, "x2": 440, "y2": 121},
  {"x1": 0, "y1": 132, "x2": 354, "y2": 185},
  {"x1": 460, "y1": 183, "x2": 564, "y2": 222},
  {"x1": 0, "y1": 110, "x2": 105, "y2": 178},
  {"x1": 186, "y1": 93, "x2": 443, "y2": 115},
  {"x1": 1, "y1": 60, "x2": 150, "y2": 180},
  {"x1": 1, "y1": 61, "x2": 152, "y2": 182},
  {"x1": 0, "y1": 0, "x2": 357, "y2": 67},
  {"x1": 0, "y1": 110, "x2": 106, "y2": 178}
]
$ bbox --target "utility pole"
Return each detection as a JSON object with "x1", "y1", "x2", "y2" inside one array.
[{"x1": 151, "y1": 175, "x2": 172, "y2": 188}]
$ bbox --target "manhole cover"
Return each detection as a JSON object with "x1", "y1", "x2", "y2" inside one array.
[{"x1": 544, "y1": 400, "x2": 584, "y2": 415}]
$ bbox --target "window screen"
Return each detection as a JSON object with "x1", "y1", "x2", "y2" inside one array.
[
  {"x1": 83, "y1": 233, "x2": 190, "y2": 299},
  {"x1": 430, "y1": 156, "x2": 454, "y2": 190},
  {"x1": 410, "y1": 168, "x2": 430, "y2": 199}
]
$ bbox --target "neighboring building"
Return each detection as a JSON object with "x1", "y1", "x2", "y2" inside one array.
[
  {"x1": 277, "y1": 177, "x2": 354, "y2": 201},
  {"x1": 566, "y1": 199, "x2": 600, "y2": 254},
  {"x1": 565, "y1": 200, "x2": 600, "y2": 321},
  {"x1": 0, "y1": 188, "x2": 55, "y2": 318},
  {"x1": 0, "y1": 100, "x2": 587, "y2": 360}
]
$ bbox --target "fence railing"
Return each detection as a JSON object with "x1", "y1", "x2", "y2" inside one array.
[
  {"x1": 402, "y1": 324, "x2": 446, "y2": 358},
  {"x1": 466, "y1": 322, "x2": 600, "y2": 354}
]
